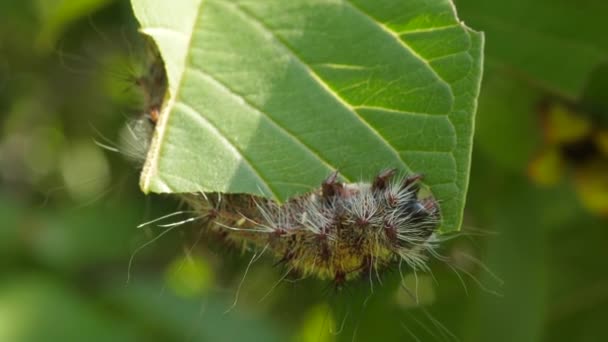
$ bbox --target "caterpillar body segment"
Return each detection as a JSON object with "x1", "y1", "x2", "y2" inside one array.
[{"x1": 185, "y1": 169, "x2": 441, "y2": 286}]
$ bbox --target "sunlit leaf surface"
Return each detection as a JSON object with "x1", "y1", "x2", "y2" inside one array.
[{"x1": 132, "y1": 0, "x2": 484, "y2": 232}]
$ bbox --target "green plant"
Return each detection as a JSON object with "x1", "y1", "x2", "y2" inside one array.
[{"x1": 131, "y1": 0, "x2": 484, "y2": 234}]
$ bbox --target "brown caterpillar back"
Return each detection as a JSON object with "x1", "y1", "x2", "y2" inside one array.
[{"x1": 184, "y1": 169, "x2": 440, "y2": 286}]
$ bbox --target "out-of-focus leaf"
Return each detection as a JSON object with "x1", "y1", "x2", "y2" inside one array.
[
  {"x1": 545, "y1": 217, "x2": 608, "y2": 342},
  {"x1": 0, "y1": 275, "x2": 139, "y2": 342},
  {"x1": 475, "y1": 66, "x2": 541, "y2": 171},
  {"x1": 456, "y1": 0, "x2": 608, "y2": 98},
  {"x1": 108, "y1": 280, "x2": 287, "y2": 342},
  {"x1": 465, "y1": 174, "x2": 548, "y2": 342},
  {"x1": 582, "y1": 62, "x2": 608, "y2": 119},
  {"x1": 35, "y1": 0, "x2": 115, "y2": 50},
  {"x1": 0, "y1": 196, "x2": 25, "y2": 263},
  {"x1": 28, "y1": 201, "x2": 143, "y2": 271},
  {"x1": 132, "y1": 0, "x2": 485, "y2": 232}
]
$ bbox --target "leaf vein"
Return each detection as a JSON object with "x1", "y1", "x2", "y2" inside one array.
[
  {"x1": 343, "y1": 0, "x2": 453, "y2": 92},
  {"x1": 397, "y1": 24, "x2": 461, "y2": 35},
  {"x1": 184, "y1": 66, "x2": 347, "y2": 181},
  {"x1": 174, "y1": 100, "x2": 278, "y2": 199},
  {"x1": 353, "y1": 105, "x2": 445, "y2": 118},
  {"x1": 230, "y1": 2, "x2": 410, "y2": 173}
]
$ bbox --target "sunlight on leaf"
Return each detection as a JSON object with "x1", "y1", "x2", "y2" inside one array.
[{"x1": 132, "y1": 0, "x2": 483, "y2": 232}]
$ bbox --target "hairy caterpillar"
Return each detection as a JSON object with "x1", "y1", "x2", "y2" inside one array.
[
  {"x1": 116, "y1": 41, "x2": 166, "y2": 164},
  {"x1": 112, "y1": 40, "x2": 499, "y2": 342},
  {"x1": 118, "y1": 41, "x2": 444, "y2": 286},
  {"x1": 183, "y1": 169, "x2": 440, "y2": 286},
  {"x1": 115, "y1": 39, "x2": 497, "y2": 299}
]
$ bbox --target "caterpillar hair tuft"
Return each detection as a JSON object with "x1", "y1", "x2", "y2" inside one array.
[{"x1": 184, "y1": 169, "x2": 441, "y2": 287}]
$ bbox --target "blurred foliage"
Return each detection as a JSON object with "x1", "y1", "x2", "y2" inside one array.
[{"x1": 0, "y1": 1, "x2": 607, "y2": 341}]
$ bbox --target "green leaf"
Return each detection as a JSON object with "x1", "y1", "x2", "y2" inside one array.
[
  {"x1": 35, "y1": 0, "x2": 115, "y2": 51},
  {"x1": 465, "y1": 174, "x2": 548, "y2": 342},
  {"x1": 109, "y1": 280, "x2": 287, "y2": 342},
  {"x1": 0, "y1": 275, "x2": 140, "y2": 342},
  {"x1": 456, "y1": 0, "x2": 608, "y2": 98},
  {"x1": 475, "y1": 65, "x2": 541, "y2": 171},
  {"x1": 131, "y1": 0, "x2": 483, "y2": 233}
]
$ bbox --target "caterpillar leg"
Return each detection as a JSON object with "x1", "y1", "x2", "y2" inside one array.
[
  {"x1": 321, "y1": 170, "x2": 343, "y2": 198},
  {"x1": 402, "y1": 173, "x2": 425, "y2": 193},
  {"x1": 372, "y1": 168, "x2": 397, "y2": 190}
]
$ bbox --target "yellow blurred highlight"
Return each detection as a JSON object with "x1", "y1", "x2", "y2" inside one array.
[
  {"x1": 595, "y1": 130, "x2": 608, "y2": 157},
  {"x1": 544, "y1": 104, "x2": 591, "y2": 144},
  {"x1": 528, "y1": 148, "x2": 564, "y2": 187},
  {"x1": 293, "y1": 304, "x2": 335, "y2": 342},
  {"x1": 164, "y1": 255, "x2": 214, "y2": 298},
  {"x1": 60, "y1": 141, "x2": 110, "y2": 201},
  {"x1": 574, "y1": 163, "x2": 608, "y2": 217}
]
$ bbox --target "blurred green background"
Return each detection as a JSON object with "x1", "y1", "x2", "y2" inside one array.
[{"x1": 0, "y1": 0, "x2": 607, "y2": 341}]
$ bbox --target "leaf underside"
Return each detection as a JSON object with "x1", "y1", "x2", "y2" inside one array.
[{"x1": 132, "y1": 0, "x2": 483, "y2": 233}]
